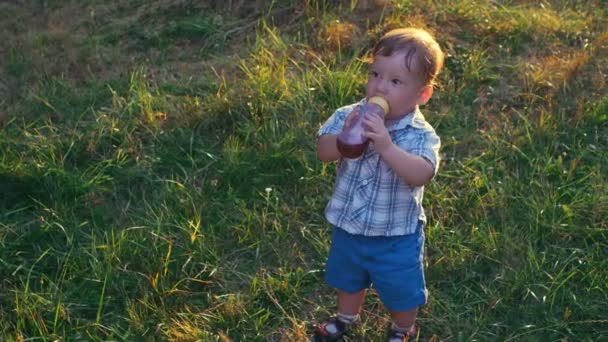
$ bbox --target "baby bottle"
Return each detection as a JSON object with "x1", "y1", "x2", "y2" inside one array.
[{"x1": 336, "y1": 96, "x2": 389, "y2": 158}]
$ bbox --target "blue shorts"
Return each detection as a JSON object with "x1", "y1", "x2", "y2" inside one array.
[{"x1": 324, "y1": 224, "x2": 427, "y2": 312}]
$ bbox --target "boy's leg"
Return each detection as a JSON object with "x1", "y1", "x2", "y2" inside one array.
[
  {"x1": 313, "y1": 228, "x2": 370, "y2": 340},
  {"x1": 325, "y1": 227, "x2": 371, "y2": 317},
  {"x1": 387, "y1": 308, "x2": 419, "y2": 341},
  {"x1": 337, "y1": 289, "x2": 366, "y2": 316},
  {"x1": 381, "y1": 290, "x2": 421, "y2": 341},
  {"x1": 389, "y1": 308, "x2": 417, "y2": 330},
  {"x1": 366, "y1": 224, "x2": 426, "y2": 340}
]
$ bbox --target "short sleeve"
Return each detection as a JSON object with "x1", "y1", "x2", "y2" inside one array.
[{"x1": 411, "y1": 130, "x2": 441, "y2": 176}]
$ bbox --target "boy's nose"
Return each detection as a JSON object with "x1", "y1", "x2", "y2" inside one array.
[{"x1": 376, "y1": 80, "x2": 389, "y2": 95}]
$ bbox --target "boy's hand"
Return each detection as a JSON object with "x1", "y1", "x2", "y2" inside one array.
[
  {"x1": 342, "y1": 108, "x2": 361, "y2": 131},
  {"x1": 363, "y1": 113, "x2": 392, "y2": 153}
]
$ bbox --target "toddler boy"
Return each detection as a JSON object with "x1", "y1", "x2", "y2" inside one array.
[{"x1": 312, "y1": 27, "x2": 444, "y2": 342}]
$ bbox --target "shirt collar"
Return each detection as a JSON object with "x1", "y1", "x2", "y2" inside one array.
[{"x1": 388, "y1": 107, "x2": 428, "y2": 131}]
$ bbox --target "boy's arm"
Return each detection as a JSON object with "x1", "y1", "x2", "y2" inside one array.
[
  {"x1": 317, "y1": 134, "x2": 341, "y2": 162},
  {"x1": 363, "y1": 112, "x2": 438, "y2": 186},
  {"x1": 378, "y1": 144, "x2": 434, "y2": 186}
]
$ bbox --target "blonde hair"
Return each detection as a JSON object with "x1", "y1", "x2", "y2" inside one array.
[{"x1": 371, "y1": 28, "x2": 444, "y2": 87}]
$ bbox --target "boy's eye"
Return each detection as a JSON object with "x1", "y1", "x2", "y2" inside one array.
[
  {"x1": 392, "y1": 79, "x2": 402, "y2": 85},
  {"x1": 370, "y1": 71, "x2": 379, "y2": 78}
]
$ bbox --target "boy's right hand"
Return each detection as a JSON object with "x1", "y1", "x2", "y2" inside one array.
[{"x1": 342, "y1": 108, "x2": 361, "y2": 131}]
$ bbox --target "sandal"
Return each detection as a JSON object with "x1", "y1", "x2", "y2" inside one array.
[{"x1": 311, "y1": 316, "x2": 349, "y2": 342}]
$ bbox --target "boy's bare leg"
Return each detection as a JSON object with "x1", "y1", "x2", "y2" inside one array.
[
  {"x1": 390, "y1": 308, "x2": 417, "y2": 329},
  {"x1": 337, "y1": 289, "x2": 367, "y2": 315}
]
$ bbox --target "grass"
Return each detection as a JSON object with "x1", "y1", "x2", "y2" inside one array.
[{"x1": 0, "y1": 0, "x2": 607, "y2": 341}]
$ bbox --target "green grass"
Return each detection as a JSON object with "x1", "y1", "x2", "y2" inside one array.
[{"x1": 1, "y1": 0, "x2": 607, "y2": 341}]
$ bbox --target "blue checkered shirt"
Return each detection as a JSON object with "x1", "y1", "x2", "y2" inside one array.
[{"x1": 318, "y1": 99, "x2": 441, "y2": 236}]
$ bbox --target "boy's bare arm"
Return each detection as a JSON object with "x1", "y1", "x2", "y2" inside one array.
[
  {"x1": 317, "y1": 135, "x2": 342, "y2": 162},
  {"x1": 378, "y1": 143, "x2": 434, "y2": 186}
]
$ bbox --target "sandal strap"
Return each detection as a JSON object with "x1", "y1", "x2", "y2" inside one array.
[{"x1": 387, "y1": 325, "x2": 417, "y2": 342}]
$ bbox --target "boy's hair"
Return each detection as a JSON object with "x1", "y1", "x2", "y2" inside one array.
[{"x1": 372, "y1": 28, "x2": 444, "y2": 87}]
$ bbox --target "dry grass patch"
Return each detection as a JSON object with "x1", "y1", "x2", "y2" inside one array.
[
  {"x1": 491, "y1": 6, "x2": 588, "y2": 35},
  {"x1": 320, "y1": 20, "x2": 363, "y2": 51},
  {"x1": 523, "y1": 52, "x2": 591, "y2": 91}
]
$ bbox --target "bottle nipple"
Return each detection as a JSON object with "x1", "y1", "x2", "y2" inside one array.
[{"x1": 368, "y1": 96, "x2": 389, "y2": 114}]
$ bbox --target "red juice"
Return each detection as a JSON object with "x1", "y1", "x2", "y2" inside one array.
[
  {"x1": 337, "y1": 139, "x2": 368, "y2": 158},
  {"x1": 336, "y1": 96, "x2": 389, "y2": 159}
]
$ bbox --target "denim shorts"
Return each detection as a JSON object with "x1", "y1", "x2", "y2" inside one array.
[{"x1": 324, "y1": 223, "x2": 427, "y2": 312}]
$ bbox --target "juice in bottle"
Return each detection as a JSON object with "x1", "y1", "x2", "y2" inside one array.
[{"x1": 336, "y1": 96, "x2": 389, "y2": 158}]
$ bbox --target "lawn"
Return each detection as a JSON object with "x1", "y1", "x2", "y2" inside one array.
[{"x1": 0, "y1": 0, "x2": 607, "y2": 341}]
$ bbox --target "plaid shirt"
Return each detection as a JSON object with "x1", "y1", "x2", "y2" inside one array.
[{"x1": 318, "y1": 99, "x2": 441, "y2": 236}]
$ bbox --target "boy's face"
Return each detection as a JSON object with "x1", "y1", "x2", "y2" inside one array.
[{"x1": 365, "y1": 51, "x2": 431, "y2": 120}]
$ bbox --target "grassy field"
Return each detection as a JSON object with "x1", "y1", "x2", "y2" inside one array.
[{"x1": 1, "y1": 0, "x2": 607, "y2": 341}]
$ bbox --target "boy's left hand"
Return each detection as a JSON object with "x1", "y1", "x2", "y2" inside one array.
[{"x1": 362, "y1": 113, "x2": 392, "y2": 154}]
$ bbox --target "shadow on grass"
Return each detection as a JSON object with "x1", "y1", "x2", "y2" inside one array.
[
  {"x1": 1, "y1": 173, "x2": 44, "y2": 209},
  {"x1": 0, "y1": 169, "x2": 90, "y2": 211}
]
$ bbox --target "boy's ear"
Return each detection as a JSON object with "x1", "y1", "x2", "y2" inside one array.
[{"x1": 417, "y1": 86, "x2": 434, "y2": 105}]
